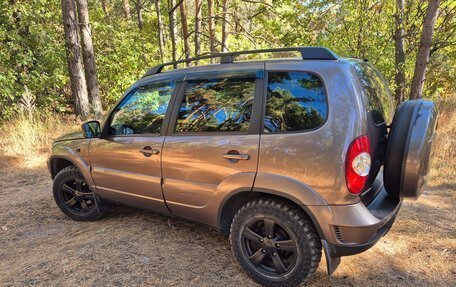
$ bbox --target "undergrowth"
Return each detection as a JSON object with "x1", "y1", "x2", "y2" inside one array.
[
  {"x1": 0, "y1": 111, "x2": 78, "y2": 161},
  {"x1": 429, "y1": 100, "x2": 456, "y2": 186}
]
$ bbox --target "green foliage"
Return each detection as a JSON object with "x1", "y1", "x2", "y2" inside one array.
[
  {"x1": 0, "y1": 0, "x2": 67, "y2": 119},
  {"x1": 0, "y1": 0, "x2": 454, "y2": 120}
]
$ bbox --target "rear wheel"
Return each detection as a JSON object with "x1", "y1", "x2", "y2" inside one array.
[
  {"x1": 53, "y1": 166, "x2": 108, "y2": 221},
  {"x1": 230, "y1": 197, "x2": 321, "y2": 287}
]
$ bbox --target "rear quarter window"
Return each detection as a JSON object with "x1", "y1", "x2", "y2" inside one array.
[
  {"x1": 264, "y1": 71, "x2": 327, "y2": 132},
  {"x1": 353, "y1": 63, "x2": 394, "y2": 125}
]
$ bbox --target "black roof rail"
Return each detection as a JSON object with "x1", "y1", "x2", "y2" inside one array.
[{"x1": 143, "y1": 46, "x2": 338, "y2": 77}]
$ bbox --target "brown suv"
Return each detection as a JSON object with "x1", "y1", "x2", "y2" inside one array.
[{"x1": 48, "y1": 47, "x2": 438, "y2": 286}]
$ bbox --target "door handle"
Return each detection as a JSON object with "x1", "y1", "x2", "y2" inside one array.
[
  {"x1": 222, "y1": 153, "x2": 250, "y2": 161},
  {"x1": 140, "y1": 146, "x2": 159, "y2": 157}
]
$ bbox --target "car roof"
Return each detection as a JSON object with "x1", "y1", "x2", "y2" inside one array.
[{"x1": 139, "y1": 57, "x2": 355, "y2": 83}]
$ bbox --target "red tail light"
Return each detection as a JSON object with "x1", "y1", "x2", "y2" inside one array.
[{"x1": 345, "y1": 135, "x2": 371, "y2": 194}]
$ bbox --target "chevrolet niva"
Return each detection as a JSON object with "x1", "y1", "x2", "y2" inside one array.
[{"x1": 48, "y1": 47, "x2": 438, "y2": 286}]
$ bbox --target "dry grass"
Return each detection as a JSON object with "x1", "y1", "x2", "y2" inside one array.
[
  {"x1": 429, "y1": 100, "x2": 456, "y2": 187},
  {"x1": 0, "y1": 111, "x2": 78, "y2": 163},
  {"x1": 0, "y1": 105, "x2": 455, "y2": 286}
]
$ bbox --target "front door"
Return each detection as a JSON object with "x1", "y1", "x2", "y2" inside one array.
[
  {"x1": 161, "y1": 65, "x2": 263, "y2": 224},
  {"x1": 90, "y1": 81, "x2": 177, "y2": 212}
]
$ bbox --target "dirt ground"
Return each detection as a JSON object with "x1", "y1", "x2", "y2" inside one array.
[{"x1": 0, "y1": 155, "x2": 455, "y2": 287}]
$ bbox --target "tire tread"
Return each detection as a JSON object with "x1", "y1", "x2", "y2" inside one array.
[
  {"x1": 53, "y1": 166, "x2": 107, "y2": 221},
  {"x1": 229, "y1": 197, "x2": 322, "y2": 287}
]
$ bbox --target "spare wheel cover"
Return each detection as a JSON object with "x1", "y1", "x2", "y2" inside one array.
[
  {"x1": 384, "y1": 100, "x2": 438, "y2": 199},
  {"x1": 401, "y1": 100, "x2": 438, "y2": 198},
  {"x1": 384, "y1": 101, "x2": 416, "y2": 198}
]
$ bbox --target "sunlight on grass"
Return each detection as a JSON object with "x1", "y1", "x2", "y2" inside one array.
[
  {"x1": 429, "y1": 100, "x2": 456, "y2": 186},
  {"x1": 0, "y1": 111, "x2": 78, "y2": 165}
]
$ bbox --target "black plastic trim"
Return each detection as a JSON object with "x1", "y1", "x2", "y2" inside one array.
[
  {"x1": 333, "y1": 212, "x2": 398, "y2": 257},
  {"x1": 143, "y1": 47, "x2": 339, "y2": 77}
]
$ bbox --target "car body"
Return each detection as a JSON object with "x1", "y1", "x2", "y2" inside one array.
[{"x1": 48, "y1": 47, "x2": 436, "y2": 286}]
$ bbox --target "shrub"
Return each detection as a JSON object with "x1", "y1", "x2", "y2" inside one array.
[{"x1": 0, "y1": 111, "x2": 77, "y2": 160}]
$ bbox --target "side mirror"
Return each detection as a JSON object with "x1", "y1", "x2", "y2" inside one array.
[{"x1": 81, "y1": 120, "x2": 101, "y2": 138}]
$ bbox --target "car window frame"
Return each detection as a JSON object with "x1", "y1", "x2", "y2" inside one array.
[
  {"x1": 260, "y1": 70, "x2": 329, "y2": 135},
  {"x1": 100, "y1": 77, "x2": 182, "y2": 138},
  {"x1": 166, "y1": 71, "x2": 264, "y2": 136}
]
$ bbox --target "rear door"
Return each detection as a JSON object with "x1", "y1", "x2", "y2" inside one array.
[
  {"x1": 352, "y1": 62, "x2": 394, "y2": 188},
  {"x1": 90, "y1": 80, "x2": 177, "y2": 212},
  {"x1": 161, "y1": 64, "x2": 263, "y2": 223}
]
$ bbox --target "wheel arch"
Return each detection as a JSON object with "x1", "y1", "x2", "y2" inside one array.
[
  {"x1": 218, "y1": 190, "x2": 326, "y2": 240},
  {"x1": 50, "y1": 157, "x2": 74, "y2": 178},
  {"x1": 49, "y1": 152, "x2": 95, "y2": 188}
]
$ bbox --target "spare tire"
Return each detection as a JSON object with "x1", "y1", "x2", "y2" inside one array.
[{"x1": 384, "y1": 100, "x2": 438, "y2": 199}]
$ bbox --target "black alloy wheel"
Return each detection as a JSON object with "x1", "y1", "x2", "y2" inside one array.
[
  {"x1": 241, "y1": 218, "x2": 298, "y2": 276},
  {"x1": 60, "y1": 177, "x2": 96, "y2": 214},
  {"x1": 53, "y1": 166, "x2": 107, "y2": 221},
  {"x1": 230, "y1": 197, "x2": 322, "y2": 287}
]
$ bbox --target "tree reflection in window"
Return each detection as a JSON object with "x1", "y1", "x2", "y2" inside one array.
[
  {"x1": 264, "y1": 72, "x2": 327, "y2": 132},
  {"x1": 110, "y1": 82, "x2": 175, "y2": 135},
  {"x1": 353, "y1": 63, "x2": 393, "y2": 125},
  {"x1": 176, "y1": 77, "x2": 255, "y2": 133}
]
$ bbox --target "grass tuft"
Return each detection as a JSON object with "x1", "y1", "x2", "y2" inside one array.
[
  {"x1": 429, "y1": 100, "x2": 456, "y2": 186},
  {"x1": 0, "y1": 111, "x2": 78, "y2": 163}
]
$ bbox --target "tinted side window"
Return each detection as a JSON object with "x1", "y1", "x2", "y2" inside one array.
[
  {"x1": 110, "y1": 82, "x2": 175, "y2": 135},
  {"x1": 353, "y1": 63, "x2": 394, "y2": 125},
  {"x1": 175, "y1": 77, "x2": 255, "y2": 133},
  {"x1": 264, "y1": 72, "x2": 327, "y2": 132}
]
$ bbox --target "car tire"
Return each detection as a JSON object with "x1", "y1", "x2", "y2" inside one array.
[
  {"x1": 53, "y1": 166, "x2": 108, "y2": 221},
  {"x1": 384, "y1": 101, "x2": 416, "y2": 198},
  {"x1": 384, "y1": 100, "x2": 438, "y2": 199},
  {"x1": 230, "y1": 197, "x2": 321, "y2": 287}
]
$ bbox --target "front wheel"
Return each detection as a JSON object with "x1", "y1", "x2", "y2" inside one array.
[
  {"x1": 53, "y1": 166, "x2": 108, "y2": 221},
  {"x1": 230, "y1": 197, "x2": 322, "y2": 287}
]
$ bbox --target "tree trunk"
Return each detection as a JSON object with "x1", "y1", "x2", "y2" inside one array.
[
  {"x1": 61, "y1": 0, "x2": 90, "y2": 119},
  {"x1": 208, "y1": 0, "x2": 216, "y2": 53},
  {"x1": 180, "y1": 0, "x2": 190, "y2": 65},
  {"x1": 233, "y1": 2, "x2": 239, "y2": 34},
  {"x1": 194, "y1": 0, "x2": 202, "y2": 63},
  {"x1": 76, "y1": 0, "x2": 103, "y2": 118},
  {"x1": 136, "y1": 0, "x2": 143, "y2": 30},
  {"x1": 394, "y1": 0, "x2": 406, "y2": 105},
  {"x1": 154, "y1": 0, "x2": 165, "y2": 61},
  {"x1": 221, "y1": 0, "x2": 228, "y2": 52},
  {"x1": 123, "y1": 0, "x2": 131, "y2": 20},
  {"x1": 410, "y1": 0, "x2": 440, "y2": 100},
  {"x1": 101, "y1": 0, "x2": 110, "y2": 22},
  {"x1": 168, "y1": 0, "x2": 177, "y2": 68}
]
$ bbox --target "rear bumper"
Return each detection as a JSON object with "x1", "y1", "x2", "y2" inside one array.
[
  {"x1": 307, "y1": 183, "x2": 402, "y2": 257},
  {"x1": 333, "y1": 203, "x2": 399, "y2": 256}
]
